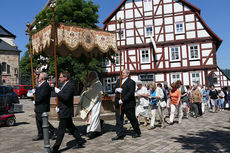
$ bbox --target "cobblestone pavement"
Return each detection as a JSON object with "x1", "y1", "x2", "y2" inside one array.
[{"x1": 1, "y1": 99, "x2": 230, "y2": 153}]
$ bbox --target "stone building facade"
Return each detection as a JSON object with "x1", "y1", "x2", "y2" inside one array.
[{"x1": 0, "y1": 25, "x2": 20, "y2": 86}]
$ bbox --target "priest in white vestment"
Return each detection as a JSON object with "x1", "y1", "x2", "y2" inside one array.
[{"x1": 76, "y1": 71, "x2": 104, "y2": 139}]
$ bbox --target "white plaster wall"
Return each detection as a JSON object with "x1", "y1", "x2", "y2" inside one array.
[
  {"x1": 166, "y1": 34, "x2": 174, "y2": 41},
  {"x1": 131, "y1": 75, "x2": 138, "y2": 82},
  {"x1": 165, "y1": 17, "x2": 173, "y2": 24},
  {"x1": 136, "y1": 21, "x2": 144, "y2": 28},
  {"x1": 176, "y1": 35, "x2": 185, "y2": 40},
  {"x1": 165, "y1": 25, "x2": 174, "y2": 33},
  {"x1": 202, "y1": 49, "x2": 212, "y2": 57},
  {"x1": 190, "y1": 61, "x2": 200, "y2": 66},
  {"x1": 174, "y1": 16, "x2": 184, "y2": 22},
  {"x1": 183, "y1": 60, "x2": 187, "y2": 67},
  {"x1": 165, "y1": 61, "x2": 169, "y2": 68},
  {"x1": 135, "y1": 9, "x2": 142, "y2": 18},
  {"x1": 185, "y1": 14, "x2": 195, "y2": 22},
  {"x1": 156, "y1": 74, "x2": 164, "y2": 82},
  {"x1": 126, "y1": 9, "x2": 133, "y2": 19},
  {"x1": 183, "y1": 72, "x2": 189, "y2": 85},
  {"x1": 155, "y1": 18, "x2": 163, "y2": 26},
  {"x1": 127, "y1": 38, "x2": 134, "y2": 45},
  {"x1": 128, "y1": 50, "x2": 136, "y2": 56},
  {"x1": 125, "y1": 0, "x2": 133, "y2": 9},
  {"x1": 108, "y1": 24, "x2": 115, "y2": 31},
  {"x1": 186, "y1": 23, "x2": 195, "y2": 31},
  {"x1": 135, "y1": 0, "x2": 143, "y2": 7},
  {"x1": 126, "y1": 22, "x2": 134, "y2": 29},
  {"x1": 171, "y1": 62, "x2": 181, "y2": 67},
  {"x1": 187, "y1": 31, "x2": 196, "y2": 39},
  {"x1": 201, "y1": 43, "x2": 212, "y2": 49},
  {"x1": 164, "y1": 48, "x2": 169, "y2": 59},
  {"x1": 181, "y1": 45, "x2": 187, "y2": 58},
  {"x1": 174, "y1": 3, "x2": 183, "y2": 13},
  {"x1": 164, "y1": 4, "x2": 173, "y2": 14},
  {"x1": 141, "y1": 65, "x2": 151, "y2": 70},
  {"x1": 206, "y1": 58, "x2": 214, "y2": 65},
  {"x1": 198, "y1": 30, "x2": 210, "y2": 38},
  {"x1": 117, "y1": 11, "x2": 124, "y2": 20}
]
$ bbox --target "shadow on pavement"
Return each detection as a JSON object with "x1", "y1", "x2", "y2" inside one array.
[
  {"x1": 14, "y1": 121, "x2": 30, "y2": 126},
  {"x1": 171, "y1": 127, "x2": 230, "y2": 152}
]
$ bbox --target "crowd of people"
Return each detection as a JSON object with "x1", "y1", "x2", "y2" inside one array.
[
  {"x1": 30, "y1": 69, "x2": 230, "y2": 153},
  {"x1": 135, "y1": 79, "x2": 230, "y2": 129}
]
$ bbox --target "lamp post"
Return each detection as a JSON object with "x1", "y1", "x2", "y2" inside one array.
[
  {"x1": 118, "y1": 18, "x2": 122, "y2": 115},
  {"x1": 50, "y1": 0, "x2": 59, "y2": 120}
]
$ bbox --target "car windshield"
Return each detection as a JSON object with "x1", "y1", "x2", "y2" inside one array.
[{"x1": 14, "y1": 86, "x2": 20, "y2": 89}]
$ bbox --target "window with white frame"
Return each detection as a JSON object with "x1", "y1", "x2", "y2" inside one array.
[
  {"x1": 144, "y1": 0, "x2": 151, "y2": 2},
  {"x1": 103, "y1": 77, "x2": 117, "y2": 93},
  {"x1": 189, "y1": 45, "x2": 200, "y2": 59},
  {"x1": 139, "y1": 73, "x2": 154, "y2": 86},
  {"x1": 145, "y1": 26, "x2": 153, "y2": 37},
  {"x1": 115, "y1": 52, "x2": 123, "y2": 65},
  {"x1": 191, "y1": 72, "x2": 201, "y2": 85},
  {"x1": 171, "y1": 73, "x2": 181, "y2": 83},
  {"x1": 175, "y1": 22, "x2": 184, "y2": 34},
  {"x1": 170, "y1": 47, "x2": 180, "y2": 61},
  {"x1": 117, "y1": 29, "x2": 125, "y2": 40},
  {"x1": 141, "y1": 49, "x2": 150, "y2": 63}
]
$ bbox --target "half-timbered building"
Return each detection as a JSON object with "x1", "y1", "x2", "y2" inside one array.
[{"x1": 102, "y1": 0, "x2": 230, "y2": 92}]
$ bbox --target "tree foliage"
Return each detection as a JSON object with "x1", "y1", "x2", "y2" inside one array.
[{"x1": 21, "y1": 0, "x2": 104, "y2": 83}]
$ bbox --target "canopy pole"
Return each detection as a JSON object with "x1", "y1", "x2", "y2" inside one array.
[
  {"x1": 26, "y1": 22, "x2": 36, "y2": 105},
  {"x1": 118, "y1": 18, "x2": 122, "y2": 115},
  {"x1": 51, "y1": 1, "x2": 59, "y2": 120}
]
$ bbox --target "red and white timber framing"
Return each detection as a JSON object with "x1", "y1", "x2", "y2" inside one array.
[{"x1": 101, "y1": 0, "x2": 228, "y2": 91}]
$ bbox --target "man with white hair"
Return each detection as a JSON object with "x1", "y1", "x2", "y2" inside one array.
[
  {"x1": 77, "y1": 71, "x2": 104, "y2": 139},
  {"x1": 112, "y1": 69, "x2": 141, "y2": 141},
  {"x1": 191, "y1": 83, "x2": 203, "y2": 118},
  {"x1": 32, "y1": 72, "x2": 56, "y2": 141}
]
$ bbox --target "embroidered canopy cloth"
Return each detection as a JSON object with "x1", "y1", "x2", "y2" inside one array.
[{"x1": 32, "y1": 23, "x2": 118, "y2": 57}]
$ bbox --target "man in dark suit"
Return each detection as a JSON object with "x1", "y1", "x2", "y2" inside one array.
[
  {"x1": 32, "y1": 72, "x2": 56, "y2": 141},
  {"x1": 112, "y1": 69, "x2": 141, "y2": 141},
  {"x1": 51, "y1": 72, "x2": 85, "y2": 153}
]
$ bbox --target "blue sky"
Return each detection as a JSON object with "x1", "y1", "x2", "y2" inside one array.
[{"x1": 0, "y1": 0, "x2": 229, "y2": 69}]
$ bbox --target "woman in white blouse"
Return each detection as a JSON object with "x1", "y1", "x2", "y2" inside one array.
[{"x1": 135, "y1": 81, "x2": 149, "y2": 126}]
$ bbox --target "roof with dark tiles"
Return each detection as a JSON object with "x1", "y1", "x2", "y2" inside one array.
[{"x1": 0, "y1": 39, "x2": 19, "y2": 52}]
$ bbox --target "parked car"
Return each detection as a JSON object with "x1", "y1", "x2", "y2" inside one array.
[
  {"x1": 13, "y1": 85, "x2": 32, "y2": 99},
  {"x1": 27, "y1": 90, "x2": 34, "y2": 99},
  {"x1": 0, "y1": 85, "x2": 20, "y2": 113}
]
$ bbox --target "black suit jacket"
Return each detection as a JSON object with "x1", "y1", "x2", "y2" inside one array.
[
  {"x1": 115, "y1": 78, "x2": 136, "y2": 109},
  {"x1": 35, "y1": 81, "x2": 51, "y2": 112},
  {"x1": 57, "y1": 81, "x2": 75, "y2": 118}
]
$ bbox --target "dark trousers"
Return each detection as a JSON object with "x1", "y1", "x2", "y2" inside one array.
[
  {"x1": 35, "y1": 112, "x2": 56, "y2": 137},
  {"x1": 115, "y1": 107, "x2": 141, "y2": 137},
  {"x1": 192, "y1": 103, "x2": 202, "y2": 117},
  {"x1": 53, "y1": 118, "x2": 82, "y2": 150}
]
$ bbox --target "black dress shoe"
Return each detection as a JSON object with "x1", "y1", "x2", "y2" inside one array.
[
  {"x1": 111, "y1": 136, "x2": 124, "y2": 141},
  {"x1": 32, "y1": 136, "x2": 43, "y2": 141},
  {"x1": 72, "y1": 143, "x2": 84, "y2": 149},
  {"x1": 50, "y1": 147, "x2": 58, "y2": 153},
  {"x1": 132, "y1": 133, "x2": 141, "y2": 138}
]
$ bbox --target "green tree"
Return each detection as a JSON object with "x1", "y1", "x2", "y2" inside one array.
[{"x1": 19, "y1": 45, "x2": 39, "y2": 85}]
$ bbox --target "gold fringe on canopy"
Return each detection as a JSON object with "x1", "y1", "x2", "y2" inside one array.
[{"x1": 32, "y1": 23, "x2": 118, "y2": 57}]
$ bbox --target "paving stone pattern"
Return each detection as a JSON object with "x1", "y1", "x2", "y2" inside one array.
[{"x1": 0, "y1": 99, "x2": 230, "y2": 153}]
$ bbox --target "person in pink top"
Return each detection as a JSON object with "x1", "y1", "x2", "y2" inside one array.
[{"x1": 167, "y1": 82, "x2": 181, "y2": 125}]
